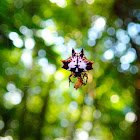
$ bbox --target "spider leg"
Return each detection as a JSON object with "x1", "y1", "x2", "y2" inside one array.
[
  {"x1": 82, "y1": 73, "x2": 88, "y2": 85},
  {"x1": 69, "y1": 72, "x2": 74, "y2": 86}
]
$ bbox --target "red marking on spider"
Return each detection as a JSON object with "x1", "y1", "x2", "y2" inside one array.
[{"x1": 61, "y1": 48, "x2": 94, "y2": 89}]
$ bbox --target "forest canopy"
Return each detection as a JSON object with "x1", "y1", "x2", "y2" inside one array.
[{"x1": 0, "y1": 0, "x2": 140, "y2": 140}]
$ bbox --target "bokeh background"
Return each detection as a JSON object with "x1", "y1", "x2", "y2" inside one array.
[{"x1": 0, "y1": 0, "x2": 140, "y2": 140}]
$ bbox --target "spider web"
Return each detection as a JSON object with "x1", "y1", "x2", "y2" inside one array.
[{"x1": 1, "y1": 48, "x2": 138, "y2": 140}]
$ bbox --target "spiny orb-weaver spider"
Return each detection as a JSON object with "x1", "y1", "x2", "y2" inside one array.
[{"x1": 61, "y1": 48, "x2": 94, "y2": 89}]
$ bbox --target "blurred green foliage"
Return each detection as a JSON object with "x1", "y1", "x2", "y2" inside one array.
[{"x1": 0, "y1": 0, "x2": 140, "y2": 140}]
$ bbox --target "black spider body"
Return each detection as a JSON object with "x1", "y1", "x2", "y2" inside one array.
[{"x1": 61, "y1": 48, "x2": 94, "y2": 89}]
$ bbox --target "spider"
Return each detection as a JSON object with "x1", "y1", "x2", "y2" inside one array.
[{"x1": 61, "y1": 48, "x2": 94, "y2": 89}]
